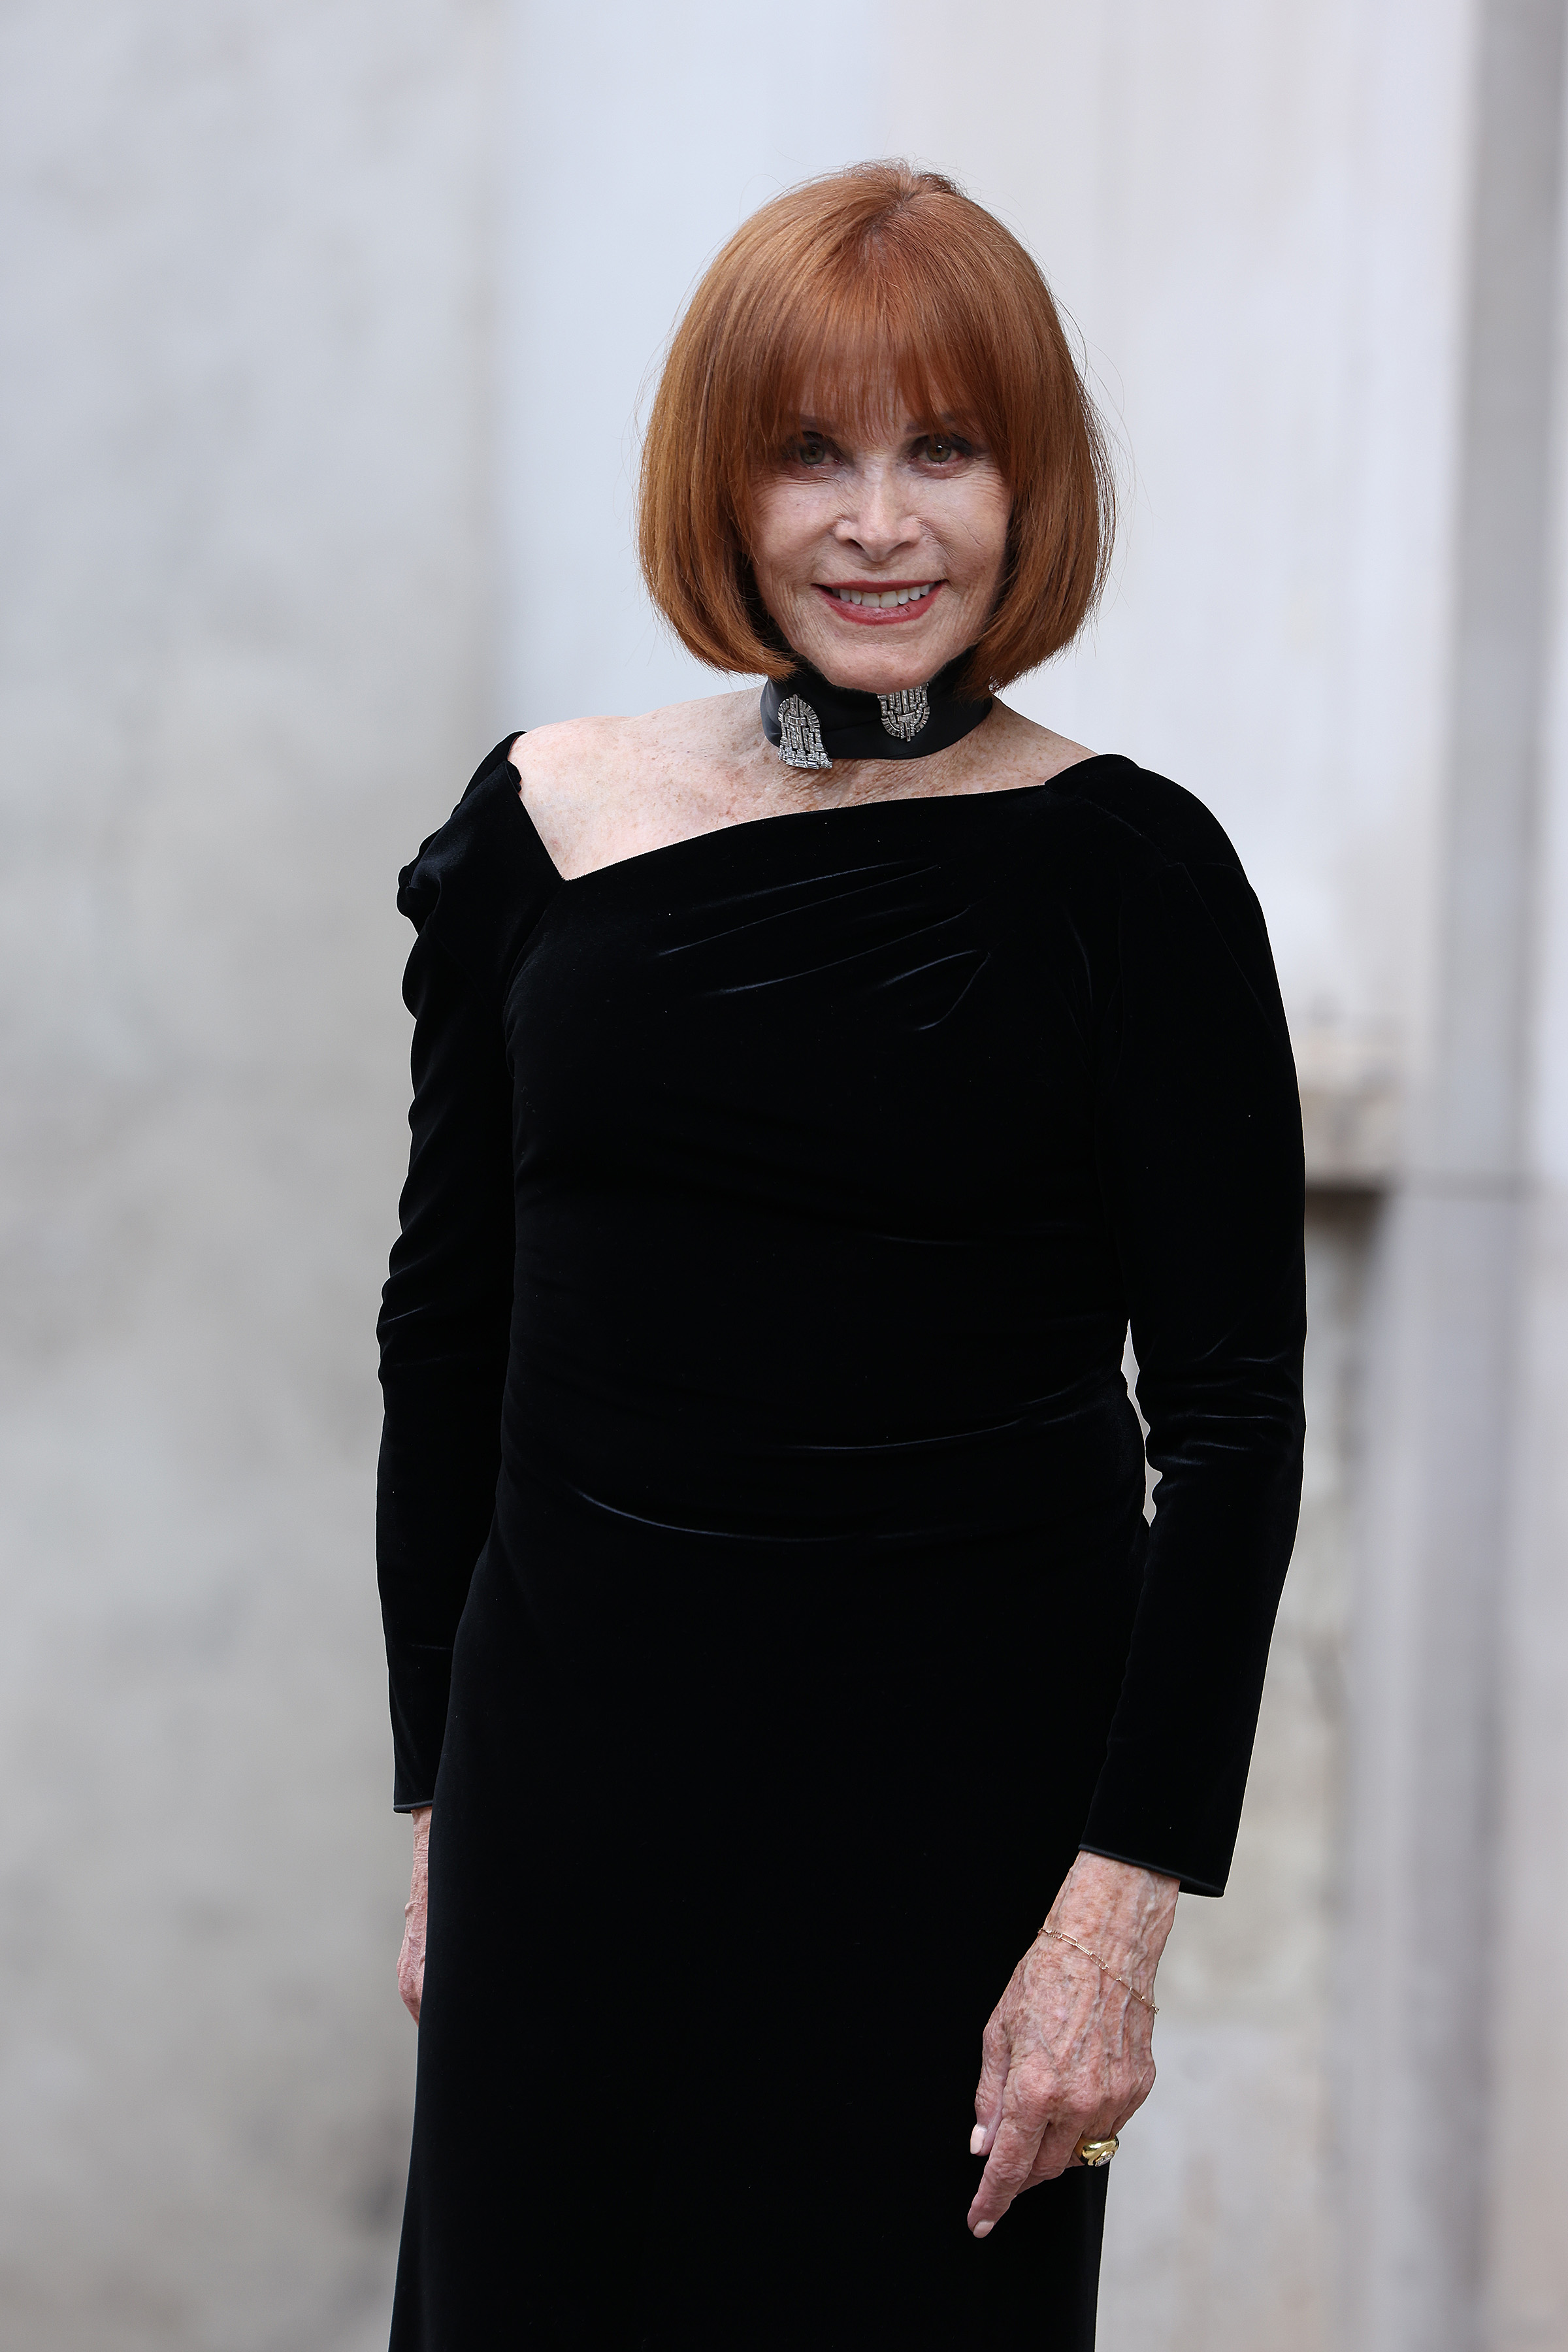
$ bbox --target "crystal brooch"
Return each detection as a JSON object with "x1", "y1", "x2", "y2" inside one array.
[
  {"x1": 776, "y1": 694, "x2": 832, "y2": 770},
  {"x1": 878, "y1": 683, "x2": 930, "y2": 742}
]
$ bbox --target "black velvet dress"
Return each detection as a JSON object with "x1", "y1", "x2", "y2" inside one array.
[{"x1": 376, "y1": 736, "x2": 1305, "y2": 2351}]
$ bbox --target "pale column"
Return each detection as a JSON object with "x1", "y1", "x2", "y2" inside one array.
[
  {"x1": 1342, "y1": 7, "x2": 1568, "y2": 2349},
  {"x1": 1486, "y1": 31, "x2": 1568, "y2": 2337}
]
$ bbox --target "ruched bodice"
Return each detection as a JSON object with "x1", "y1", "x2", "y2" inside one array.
[{"x1": 503, "y1": 798, "x2": 1140, "y2": 1547}]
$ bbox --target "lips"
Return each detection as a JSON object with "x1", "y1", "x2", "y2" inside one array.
[{"x1": 815, "y1": 581, "x2": 942, "y2": 625}]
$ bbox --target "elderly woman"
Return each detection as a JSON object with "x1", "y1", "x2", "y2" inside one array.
[{"x1": 377, "y1": 163, "x2": 1305, "y2": 2348}]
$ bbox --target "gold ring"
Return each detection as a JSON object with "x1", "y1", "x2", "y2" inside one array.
[{"x1": 1074, "y1": 2135, "x2": 1119, "y2": 2168}]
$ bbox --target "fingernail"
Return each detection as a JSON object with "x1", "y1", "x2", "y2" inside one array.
[
  {"x1": 973, "y1": 2219, "x2": 993, "y2": 2239},
  {"x1": 970, "y1": 2125, "x2": 987, "y2": 2155}
]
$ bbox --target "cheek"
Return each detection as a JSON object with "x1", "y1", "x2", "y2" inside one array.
[
  {"x1": 977, "y1": 489, "x2": 1013, "y2": 577},
  {"x1": 939, "y1": 484, "x2": 1011, "y2": 585},
  {"x1": 750, "y1": 487, "x2": 820, "y2": 587}
]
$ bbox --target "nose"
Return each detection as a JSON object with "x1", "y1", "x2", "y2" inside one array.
[{"x1": 834, "y1": 464, "x2": 920, "y2": 563}]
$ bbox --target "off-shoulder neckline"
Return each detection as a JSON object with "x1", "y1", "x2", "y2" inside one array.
[{"x1": 498, "y1": 745, "x2": 1124, "y2": 894}]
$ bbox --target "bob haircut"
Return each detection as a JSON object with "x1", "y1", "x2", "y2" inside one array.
[{"x1": 638, "y1": 161, "x2": 1115, "y2": 700}]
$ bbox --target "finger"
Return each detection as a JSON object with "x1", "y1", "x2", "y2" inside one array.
[
  {"x1": 1107, "y1": 2061, "x2": 1156, "y2": 2138},
  {"x1": 1023, "y1": 2111, "x2": 1090, "y2": 2187},
  {"x1": 398, "y1": 1927, "x2": 423, "y2": 2023},
  {"x1": 968, "y1": 2118, "x2": 1047, "y2": 2235},
  {"x1": 1025, "y1": 2076, "x2": 1147, "y2": 2189},
  {"x1": 970, "y1": 2017, "x2": 1011, "y2": 2159},
  {"x1": 968, "y1": 2087, "x2": 1053, "y2": 2236},
  {"x1": 1094, "y1": 2069, "x2": 1153, "y2": 2148}
]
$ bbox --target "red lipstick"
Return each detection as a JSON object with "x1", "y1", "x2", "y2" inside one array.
[{"x1": 814, "y1": 580, "x2": 943, "y2": 626}]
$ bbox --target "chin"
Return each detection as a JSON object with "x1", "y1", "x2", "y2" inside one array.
[{"x1": 808, "y1": 634, "x2": 962, "y2": 693}]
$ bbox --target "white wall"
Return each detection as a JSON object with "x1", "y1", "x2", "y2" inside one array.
[{"x1": 0, "y1": 7, "x2": 500, "y2": 2344}]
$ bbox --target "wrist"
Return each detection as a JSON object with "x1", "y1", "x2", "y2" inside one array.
[{"x1": 1047, "y1": 1851, "x2": 1177, "y2": 1984}]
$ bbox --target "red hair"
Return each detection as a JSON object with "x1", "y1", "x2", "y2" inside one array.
[{"x1": 638, "y1": 161, "x2": 1114, "y2": 698}]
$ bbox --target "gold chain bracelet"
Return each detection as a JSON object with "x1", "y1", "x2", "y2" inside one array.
[{"x1": 1036, "y1": 1924, "x2": 1159, "y2": 2014}]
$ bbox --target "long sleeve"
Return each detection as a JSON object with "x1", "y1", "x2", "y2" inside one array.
[
  {"x1": 376, "y1": 927, "x2": 515, "y2": 1808},
  {"x1": 1079, "y1": 817, "x2": 1307, "y2": 1895},
  {"x1": 375, "y1": 738, "x2": 559, "y2": 1809}
]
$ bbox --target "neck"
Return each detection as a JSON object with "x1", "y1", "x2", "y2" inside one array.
[{"x1": 760, "y1": 653, "x2": 993, "y2": 771}]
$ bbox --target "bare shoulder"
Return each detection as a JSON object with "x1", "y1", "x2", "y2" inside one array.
[
  {"x1": 510, "y1": 710, "x2": 630, "y2": 794},
  {"x1": 982, "y1": 701, "x2": 1094, "y2": 787},
  {"x1": 509, "y1": 691, "x2": 754, "y2": 791},
  {"x1": 1036, "y1": 728, "x2": 1097, "y2": 783},
  {"x1": 508, "y1": 689, "x2": 759, "y2": 879}
]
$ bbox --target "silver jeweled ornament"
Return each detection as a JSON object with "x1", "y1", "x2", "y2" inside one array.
[
  {"x1": 776, "y1": 694, "x2": 832, "y2": 770},
  {"x1": 878, "y1": 683, "x2": 930, "y2": 742}
]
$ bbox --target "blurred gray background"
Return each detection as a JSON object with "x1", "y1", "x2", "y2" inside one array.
[{"x1": 5, "y1": 3, "x2": 1568, "y2": 2347}]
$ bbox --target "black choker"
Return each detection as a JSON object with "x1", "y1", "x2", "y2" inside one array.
[{"x1": 760, "y1": 655, "x2": 993, "y2": 770}]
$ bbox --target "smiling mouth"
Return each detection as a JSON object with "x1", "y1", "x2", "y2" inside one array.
[{"x1": 816, "y1": 580, "x2": 943, "y2": 623}]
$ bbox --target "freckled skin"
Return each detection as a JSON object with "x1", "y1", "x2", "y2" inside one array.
[
  {"x1": 398, "y1": 376, "x2": 1181, "y2": 2240},
  {"x1": 399, "y1": 1805, "x2": 429, "y2": 2022},
  {"x1": 966, "y1": 1859, "x2": 1175, "y2": 2235}
]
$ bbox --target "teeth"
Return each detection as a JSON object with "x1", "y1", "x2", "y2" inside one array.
[{"x1": 835, "y1": 583, "x2": 934, "y2": 607}]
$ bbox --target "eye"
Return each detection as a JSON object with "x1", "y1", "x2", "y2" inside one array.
[
  {"x1": 792, "y1": 432, "x2": 832, "y2": 467},
  {"x1": 919, "y1": 434, "x2": 970, "y2": 466}
]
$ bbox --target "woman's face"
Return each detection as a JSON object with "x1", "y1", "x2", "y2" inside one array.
[{"x1": 749, "y1": 393, "x2": 1011, "y2": 695}]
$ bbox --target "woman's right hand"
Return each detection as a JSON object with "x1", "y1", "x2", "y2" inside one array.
[{"x1": 399, "y1": 1805, "x2": 432, "y2": 2022}]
